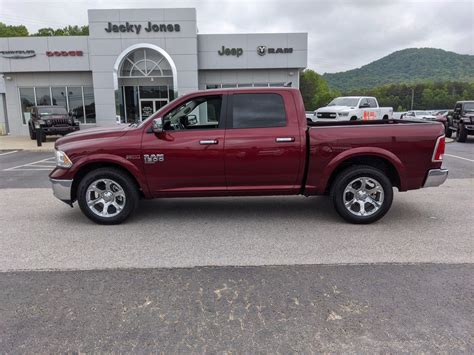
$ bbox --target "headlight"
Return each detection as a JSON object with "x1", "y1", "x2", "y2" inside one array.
[
  {"x1": 338, "y1": 112, "x2": 349, "y2": 117},
  {"x1": 55, "y1": 150, "x2": 73, "y2": 168}
]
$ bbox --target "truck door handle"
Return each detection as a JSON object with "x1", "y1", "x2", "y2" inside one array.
[
  {"x1": 275, "y1": 137, "x2": 295, "y2": 143},
  {"x1": 199, "y1": 139, "x2": 218, "y2": 145}
]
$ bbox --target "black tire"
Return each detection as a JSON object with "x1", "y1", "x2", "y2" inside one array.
[
  {"x1": 382, "y1": 115, "x2": 388, "y2": 120},
  {"x1": 77, "y1": 168, "x2": 139, "y2": 225},
  {"x1": 28, "y1": 123, "x2": 36, "y2": 140},
  {"x1": 350, "y1": 116, "x2": 358, "y2": 121},
  {"x1": 455, "y1": 124, "x2": 467, "y2": 143},
  {"x1": 41, "y1": 132, "x2": 47, "y2": 142},
  {"x1": 445, "y1": 125, "x2": 453, "y2": 138},
  {"x1": 330, "y1": 165, "x2": 393, "y2": 224}
]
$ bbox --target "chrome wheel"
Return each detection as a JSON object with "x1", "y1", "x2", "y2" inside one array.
[
  {"x1": 85, "y1": 178, "x2": 126, "y2": 218},
  {"x1": 343, "y1": 177, "x2": 384, "y2": 217}
]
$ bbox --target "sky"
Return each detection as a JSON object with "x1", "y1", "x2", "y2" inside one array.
[{"x1": 0, "y1": 0, "x2": 472, "y2": 73}]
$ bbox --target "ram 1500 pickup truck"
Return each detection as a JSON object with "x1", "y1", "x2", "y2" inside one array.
[
  {"x1": 49, "y1": 88, "x2": 447, "y2": 225},
  {"x1": 313, "y1": 96, "x2": 393, "y2": 121}
]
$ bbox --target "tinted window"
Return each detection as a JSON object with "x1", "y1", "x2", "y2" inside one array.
[
  {"x1": 35, "y1": 87, "x2": 51, "y2": 105},
  {"x1": 83, "y1": 87, "x2": 96, "y2": 123},
  {"x1": 232, "y1": 93, "x2": 286, "y2": 129},
  {"x1": 19, "y1": 88, "x2": 35, "y2": 124},
  {"x1": 164, "y1": 95, "x2": 222, "y2": 131},
  {"x1": 367, "y1": 98, "x2": 377, "y2": 108}
]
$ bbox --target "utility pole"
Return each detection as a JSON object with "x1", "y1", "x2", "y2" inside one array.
[{"x1": 410, "y1": 87, "x2": 414, "y2": 110}]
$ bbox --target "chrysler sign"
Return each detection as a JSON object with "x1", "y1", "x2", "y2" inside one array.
[{"x1": 0, "y1": 50, "x2": 36, "y2": 59}]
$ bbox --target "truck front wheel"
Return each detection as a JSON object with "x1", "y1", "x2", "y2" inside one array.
[
  {"x1": 330, "y1": 166, "x2": 393, "y2": 224},
  {"x1": 28, "y1": 124, "x2": 36, "y2": 140},
  {"x1": 77, "y1": 168, "x2": 139, "y2": 225}
]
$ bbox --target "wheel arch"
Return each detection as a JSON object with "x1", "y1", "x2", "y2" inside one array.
[
  {"x1": 323, "y1": 150, "x2": 405, "y2": 194},
  {"x1": 70, "y1": 158, "x2": 149, "y2": 201}
]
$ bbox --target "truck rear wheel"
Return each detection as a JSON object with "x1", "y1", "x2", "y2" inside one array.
[
  {"x1": 330, "y1": 165, "x2": 393, "y2": 224},
  {"x1": 77, "y1": 168, "x2": 139, "y2": 225},
  {"x1": 455, "y1": 124, "x2": 467, "y2": 142}
]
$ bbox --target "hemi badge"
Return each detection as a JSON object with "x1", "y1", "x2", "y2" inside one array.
[{"x1": 126, "y1": 154, "x2": 141, "y2": 160}]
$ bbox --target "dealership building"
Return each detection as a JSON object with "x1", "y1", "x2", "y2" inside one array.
[{"x1": 0, "y1": 8, "x2": 307, "y2": 136}]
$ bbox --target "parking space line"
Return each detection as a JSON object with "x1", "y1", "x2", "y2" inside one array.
[
  {"x1": 0, "y1": 150, "x2": 19, "y2": 156},
  {"x1": 4, "y1": 156, "x2": 56, "y2": 171},
  {"x1": 444, "y1": 154, "x2": 474, "y2": 163}
]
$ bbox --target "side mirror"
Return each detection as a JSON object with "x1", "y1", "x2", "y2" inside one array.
[{"x1": 152, "y1": 117, "x2": 164, "y2": 133}]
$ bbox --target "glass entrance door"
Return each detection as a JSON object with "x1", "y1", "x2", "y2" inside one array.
[{"x1": 139, "y1": 99, "x2": 168, "y2": 120}]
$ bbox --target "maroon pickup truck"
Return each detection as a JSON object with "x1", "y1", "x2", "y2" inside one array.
[{"x1": 49, "y1": 88, "x2": 447, "y2": 225}]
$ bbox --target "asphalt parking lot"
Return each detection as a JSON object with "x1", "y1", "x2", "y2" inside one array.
[{"x1": 0, "y1": 140, "x2": 473, "y2": 352}]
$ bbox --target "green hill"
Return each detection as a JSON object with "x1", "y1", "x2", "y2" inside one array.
[{"x1": 323, "y1": 48, "x2": 474, "y2": 91}]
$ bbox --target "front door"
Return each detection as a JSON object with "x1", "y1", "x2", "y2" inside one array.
[
  {"x1": 141, "y1": 94, "x2": 227, "y2": 196},
  {"x1": 139, "y1": 99, "x2": 168, "y2": 121}
]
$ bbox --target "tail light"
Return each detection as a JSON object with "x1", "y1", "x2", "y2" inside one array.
[{"x1": 432, "y1": 135, "x2": 445, "y2": 162}]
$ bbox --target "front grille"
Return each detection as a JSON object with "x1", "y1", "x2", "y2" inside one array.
[
  {"x1": 316, "y1": 112, "x2": 337, "y2": 119},
  {"x1": 48, "y1": 118, "x2": 70, "y2": 126}
]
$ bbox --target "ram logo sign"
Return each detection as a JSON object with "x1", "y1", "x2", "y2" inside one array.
[{"x1": 144, "y1": 154, "x2": 165, "y2": 164}]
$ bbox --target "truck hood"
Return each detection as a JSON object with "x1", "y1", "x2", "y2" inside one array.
[
  {"x1": 316, "y1": 105, "x2": 355, "y2": 112},
  {"x1": 55, "y1": 125, "x2": 130, "y2": 149}
]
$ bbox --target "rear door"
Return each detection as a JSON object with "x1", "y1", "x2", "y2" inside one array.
[{"x1": 224, "y1": 91, "x2": 303, "y2": 194}]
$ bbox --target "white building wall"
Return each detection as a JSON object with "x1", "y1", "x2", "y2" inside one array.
[{"x1": 88, "y1": 8, "x2": 199, "y2": 125}]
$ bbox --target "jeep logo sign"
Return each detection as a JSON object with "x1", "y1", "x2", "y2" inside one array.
[
  {"x1": 218, "y1": 46, "x2": 243, "y2": 58},
  {"x1": 257, "y1": 46, "x2": 293, "y2": 55}
]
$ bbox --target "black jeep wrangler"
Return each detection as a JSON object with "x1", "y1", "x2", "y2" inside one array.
[
  {"x1": 446, "y1": 101, "x2": 474, "y2": 142},
  {"x1": 28, "y1": 106, "x2": 80, "y2": 141}
]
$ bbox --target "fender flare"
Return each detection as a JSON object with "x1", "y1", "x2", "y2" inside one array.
[
  {"x1": 321, "y1": 147, "x2": 407, "y2": 191},
  {"x1": 71, "y1": 154, "x2": 151, "y2": 197}
]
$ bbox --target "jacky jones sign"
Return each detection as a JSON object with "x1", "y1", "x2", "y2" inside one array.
[{"x1": 105, "y1": 22, "x2": 181, "y2": 34}]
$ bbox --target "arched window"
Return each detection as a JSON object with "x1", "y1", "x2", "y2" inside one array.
[{"x1": 119, "y1": 48, "x2": 173, "y2": 78}]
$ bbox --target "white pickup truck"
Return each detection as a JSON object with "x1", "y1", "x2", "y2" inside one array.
[{"x1": 313, "y1": 96, "x2": 393, "y2": 121}]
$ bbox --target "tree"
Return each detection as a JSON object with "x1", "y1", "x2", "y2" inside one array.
[
  {"x1": 0, "y1": 22, "x2": 29, "y2": 37},
  {"x1": 32, "y1": 25, "x2": 89, "y2": 36},
  {"x1": 300, "y1": 69, "x2": 337, "y2": 111}
]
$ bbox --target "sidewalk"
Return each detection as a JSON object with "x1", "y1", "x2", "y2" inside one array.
[{"x1": 0, "y1": 135, "x2": 57, "y2": 152}]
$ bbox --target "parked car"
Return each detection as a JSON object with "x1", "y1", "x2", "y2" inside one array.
[
  {"x1": 305, "y1": 111, "x2": 315, "y2": 121},
  {"x1": 393, "y1": 112, "x2": 406, "y2": 120},
  {"x1": 49, "y1": 87, "x2": 447, "y2": 225},
  {"x1": 314, "y1": 96, "x2": 393, "y2": 121},
  {"x1": 446, "y1": 101, "x2": 474, "y2": 142},
  {"x1": 29, "y1": 105, "x2": 80, "y2": 141},
  {"x1": 401, "y1": 110, "x2": 436, "y2": 120}
]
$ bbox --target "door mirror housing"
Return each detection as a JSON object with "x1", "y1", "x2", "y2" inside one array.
[{"x1": 152, "y1": 117, "x2": 164, "y2": 133}]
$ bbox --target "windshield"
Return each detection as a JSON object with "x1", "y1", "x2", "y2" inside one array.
[
  {"x1": 327, "y1": 97, "x2": 360, "y2": 107},
  {"x1": 38, "y1": 106, "x2": 67, "y2": 116},
  {"x1": 464, "y1": 103, "x2": 474, "y2": 111}
]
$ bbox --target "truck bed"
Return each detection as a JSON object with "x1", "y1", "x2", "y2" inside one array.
[{"x1": 305, "y1": 119, "x2": 445, "y2": 195}]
